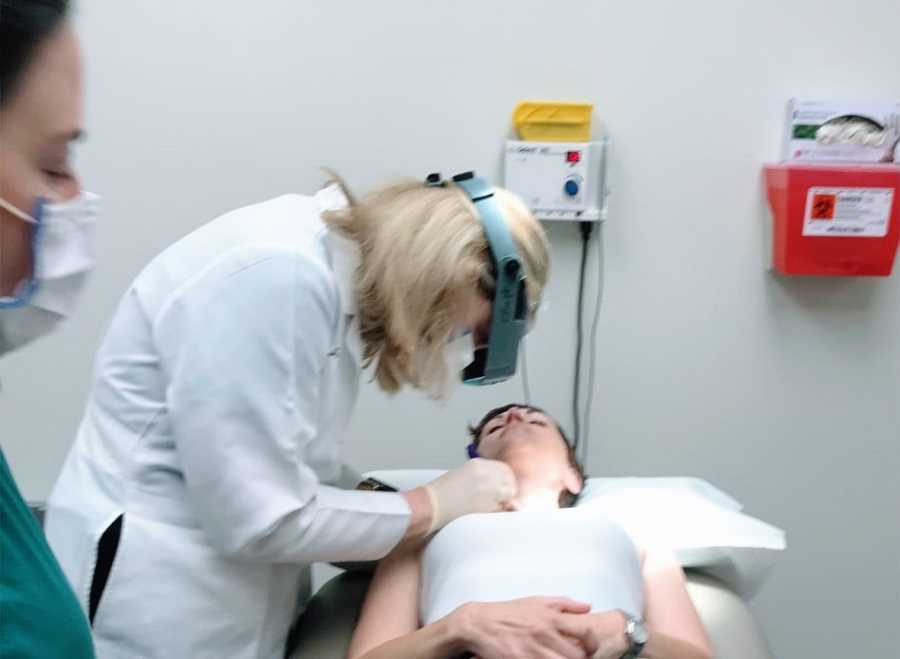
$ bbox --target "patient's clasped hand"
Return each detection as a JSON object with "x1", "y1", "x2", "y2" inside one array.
[{"x1": 347, "y1": 405, "x2": 715, "y2": 659}]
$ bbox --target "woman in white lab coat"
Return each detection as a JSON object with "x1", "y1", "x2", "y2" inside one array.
[{"x1": 45, "y1": 176, "x2": 551, "y2": 658}]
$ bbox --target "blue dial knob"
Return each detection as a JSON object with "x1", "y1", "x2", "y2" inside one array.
[{"x1": 564, "y1": 179, "x2": 580, "y2": 197}]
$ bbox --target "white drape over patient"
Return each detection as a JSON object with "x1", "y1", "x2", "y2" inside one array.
[{"x1": 420, "y1": 508, "x2": 645, "y2": 624}]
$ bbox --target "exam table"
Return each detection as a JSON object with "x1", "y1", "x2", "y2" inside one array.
[{"x1": 285, "y1": 568, "x2": 774, "y2": 659}]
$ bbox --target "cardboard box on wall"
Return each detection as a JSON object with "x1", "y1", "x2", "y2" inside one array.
[{"x1": 784, "y1": 99, "x2": 900, "y2": 163}]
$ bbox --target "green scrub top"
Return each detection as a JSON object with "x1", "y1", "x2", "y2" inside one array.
[{"x1": 1, "y1": 449, "x2": 94, "y2": 658}]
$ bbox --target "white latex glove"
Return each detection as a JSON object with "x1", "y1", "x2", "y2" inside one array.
[{"x1": 423, "y1": 458, "x2": 517, "y2": 534}]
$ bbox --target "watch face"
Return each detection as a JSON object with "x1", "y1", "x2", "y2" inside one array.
[{"x1": 630, "y1": 619, "x2": 649, "y2": 645}]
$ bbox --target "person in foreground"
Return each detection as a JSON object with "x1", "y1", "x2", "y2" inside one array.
[
  {"x1": 1, "y1": 1, "x2": 96, "y2": 657},
  {"x1": 347, "y1": 404, "x2": 715, "y2": 659}
]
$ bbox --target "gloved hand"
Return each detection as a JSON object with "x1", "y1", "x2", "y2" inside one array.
[{"x1": 423, "y1": 458, "x2": 517, "y2": 534}]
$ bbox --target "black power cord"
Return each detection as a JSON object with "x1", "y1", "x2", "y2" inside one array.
[
  {"x1": 581, "y1": 223, "x2": 605, "y2": 467},
  {"x1": 572, "y1": 220, "x2": 594, "y2": 454}
]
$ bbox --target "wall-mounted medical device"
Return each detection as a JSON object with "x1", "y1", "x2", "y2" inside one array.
[
  {"x1": 504, "y1": 139, "x2": 609, "y2": 222},
  {"x1": 502, "y1": 100, "x2": 609, "y2": 223}
]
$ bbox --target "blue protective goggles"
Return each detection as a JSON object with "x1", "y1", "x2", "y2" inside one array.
[{"x1": 426, "y1": 171, "x2": 529, "y2": 386}]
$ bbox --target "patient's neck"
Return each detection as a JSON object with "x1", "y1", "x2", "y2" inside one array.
[{"x1": 503, "y1": 455, "x2": 563, "y2": 511}]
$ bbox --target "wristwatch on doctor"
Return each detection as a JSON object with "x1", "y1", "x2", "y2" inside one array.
[{"x1": 619, "y1": 612, "x2": 648, "y2": 659}]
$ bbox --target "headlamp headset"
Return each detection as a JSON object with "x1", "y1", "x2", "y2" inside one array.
[{"x1": 425, "y1": 171, "x2": 529, "y2": 387}]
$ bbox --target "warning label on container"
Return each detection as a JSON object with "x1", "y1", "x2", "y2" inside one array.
[{"x1": 803, "y1": 187, "x2": 893, "y2": 238}]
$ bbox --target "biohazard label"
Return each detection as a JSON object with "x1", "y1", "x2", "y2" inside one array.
[{"x1": 803, "y1": 187, "x2": 893, "y2": 237}]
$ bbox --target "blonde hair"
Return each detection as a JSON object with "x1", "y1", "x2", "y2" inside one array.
[{"x1": 322, "y1": 175, "x2": 550, "y2": 394}]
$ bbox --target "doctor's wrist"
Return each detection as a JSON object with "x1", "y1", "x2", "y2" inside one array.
[{"x1": 401, "y1": 487, "x2": 433, "y2": 542}]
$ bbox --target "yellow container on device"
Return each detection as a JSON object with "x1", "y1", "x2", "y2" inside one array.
[{"x1": 513, "y1": 100, "x2": 594, "y2": 142}]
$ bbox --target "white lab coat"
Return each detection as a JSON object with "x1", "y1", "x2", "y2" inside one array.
[{"x1": 45, "y1": 189, "x2": 411, "y2": 659}]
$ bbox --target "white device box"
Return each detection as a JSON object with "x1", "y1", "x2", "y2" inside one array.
[
  {"x1": 504, "y1": 139, "x2": 609, "y2": 222},
  {"x1": 783, "y1": 98, "x2": 900, "y2": 163}
]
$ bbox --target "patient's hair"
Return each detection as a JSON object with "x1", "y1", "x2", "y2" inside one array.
[
  {"x1": 321, "y1": 174, "x2": 549, "y2": 397},
  {"x1": 0, "y1": 0, "x2": 72, "y2": 107},
  {"x1": 468, "y1": 404, "x2": 585, "y2": 508}
]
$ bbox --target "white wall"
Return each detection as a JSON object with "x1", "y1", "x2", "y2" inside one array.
[{"x1": 1, "y1": 1, "x2": 898, "y2": 656}]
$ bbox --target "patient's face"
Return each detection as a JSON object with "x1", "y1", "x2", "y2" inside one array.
[
  {"x1": 474, "y1": 406, "x2": 582, "y2": 509},
  {"x1": 476, "y1": 407, "x2": 566, "y2": 463}
]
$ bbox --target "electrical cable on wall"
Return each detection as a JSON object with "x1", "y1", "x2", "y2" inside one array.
[
  {"x1": 581, "y1": 223, "x2": 605, "y2": 467},
  {"x1": 572, "y1": 221, "x2": 594, "y2": 455}
]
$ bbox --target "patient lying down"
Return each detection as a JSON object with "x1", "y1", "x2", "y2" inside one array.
[{"x1": 348, "y1": 405, "x2": 714, "y2": 659}]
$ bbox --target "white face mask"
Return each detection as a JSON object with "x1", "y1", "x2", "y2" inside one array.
[
  {"x1": 417, "y1": 330, "x2": 476, "y2": 400},
  {"x1": 0, "y1": 192, "x2": 100, "y2": 355}
]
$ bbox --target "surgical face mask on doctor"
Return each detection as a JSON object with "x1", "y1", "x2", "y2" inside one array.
[
  {"x1": 0, "y1": 192, "x2": 99, "y2": 356},
  {"x1": 415, "y1": 330, "x2": 476, "y2": 400}
]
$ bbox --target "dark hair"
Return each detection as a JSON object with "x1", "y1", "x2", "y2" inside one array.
[
  {"x1": 0, "y1": 0, "x2": 71, "y2": 106},
  {"x1": 468, "y1": 403, "x2": 586, "y2": 508}
]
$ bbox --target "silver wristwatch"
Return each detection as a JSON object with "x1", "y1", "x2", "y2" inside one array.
[{"x1": 620, "y1": 613, "x2": 648, "y2": 659}]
